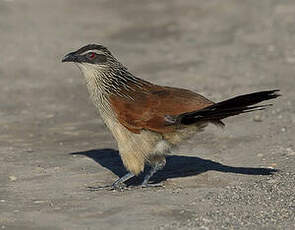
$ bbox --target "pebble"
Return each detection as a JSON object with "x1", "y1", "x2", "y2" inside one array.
[
  {"x1": 286, "y1": 147, "x2": 295, "y2": 156},
  {"x1": 268, "y1": 45, "x2": 275, "y2": 52},
  {"x1": 26, "y1": 148, "x2": 34, "y2": 153},
  {"x1": 253, "y1": 114, "x2": 263, "y2": 122},
  {"x1": 257, "y1": 153, "x2": 264, "y2": 157},
  {"x1": 45, "y1": 114, "x2": 55, "y2": 119},
  {"x1": 202, "y1": 218, "x2": 212, "y2": 223},
  {"x1": 286, "y1": 57, "x2": 295, "y2": 63},
  {"x1": 33, "y1": 200, "x2": 46, "y2": 204},
  {"x1": 267, "y1": 179, "x2": 277, "y2": 184},
  {"x1": 9, "y1": 176, "x2": 17, "y2": 181}
]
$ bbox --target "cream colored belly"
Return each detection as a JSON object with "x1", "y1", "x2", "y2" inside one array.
[{"x1": 101, "y1": 112, "x2": 207, "y2": 175}]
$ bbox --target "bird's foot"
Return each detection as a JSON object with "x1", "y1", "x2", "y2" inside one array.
[
  {"x1": 138, "y1": 181, "x2": 165, "y2": 189},
  {"x1": 87, "y1": 182, "x2": 127, "y2": 192},
  {"x1": 88, "y1": 172, "x2": 135, "y2": 191},
  {"x1": 88, "y1": 182, "x2": 165, "y2": 191}
]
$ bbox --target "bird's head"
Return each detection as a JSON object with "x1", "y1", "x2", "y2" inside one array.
[
  {"x1": 62, "y1": 44, "x2": 120, "y2": 74},
  {"x1": 62, "y1": 44, "x2": 139, "y2": 94}
]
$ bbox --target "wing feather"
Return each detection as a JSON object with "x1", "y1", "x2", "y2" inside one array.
[{"x1": 109, "y1": 85, "x2": 213, "y2": 134}]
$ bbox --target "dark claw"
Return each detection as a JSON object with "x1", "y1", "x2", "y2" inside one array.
[{"x1": 87, "y1": 183, "x2": 127, "y2": 191}]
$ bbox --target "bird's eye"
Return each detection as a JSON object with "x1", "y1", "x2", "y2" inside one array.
[{"x1": 87, "y1": 52, "x2": 96, "y2": 59}]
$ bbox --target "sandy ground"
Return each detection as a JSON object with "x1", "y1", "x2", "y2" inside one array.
[{"x1": 1, "y1": 0, "x2": 295, "y2": 229}]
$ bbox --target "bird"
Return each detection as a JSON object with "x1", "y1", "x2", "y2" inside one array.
[{"x1": 62, "y1": 44, "x2": 280, "y2": 189}]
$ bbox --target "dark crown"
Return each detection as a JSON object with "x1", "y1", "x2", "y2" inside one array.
[{"x1": 75, "y1": 44, "x2": 112, "y2": 56}]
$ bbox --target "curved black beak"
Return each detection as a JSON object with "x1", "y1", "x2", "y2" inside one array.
[{"x1": 62, "y1": 52, "x2": 78, "y2": 63}]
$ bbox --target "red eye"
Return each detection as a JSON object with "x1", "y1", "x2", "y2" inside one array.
[{"x1": 88, "y1": 52, "x2": 96, "y2": 59}]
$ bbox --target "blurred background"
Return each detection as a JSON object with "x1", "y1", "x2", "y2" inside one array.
[{"x1": 0, "y1": 0, "x2": 295, "y2": 229}]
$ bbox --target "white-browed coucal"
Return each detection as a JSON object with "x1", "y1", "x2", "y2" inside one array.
[{"x1": 62, "y1": 44, "x2": 280, "y2": 189}]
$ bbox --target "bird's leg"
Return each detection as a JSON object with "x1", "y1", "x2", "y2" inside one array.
[
  {"x1": 141, "y1": 160, "x2": 166, "y2": 187},
  {"x1": 112, "y1": 172, "x2": 135, "y2": 189}
]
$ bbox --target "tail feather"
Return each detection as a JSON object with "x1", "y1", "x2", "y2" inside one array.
[{"x1": 178, "y1": 90, "x2": 280, "y2": 125}]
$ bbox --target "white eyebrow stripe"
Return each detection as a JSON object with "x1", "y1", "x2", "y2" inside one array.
[{"x1": 79, "y1": 49, "x2": 104, "y2": 56}]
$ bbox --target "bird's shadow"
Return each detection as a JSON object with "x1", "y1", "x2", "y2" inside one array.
[{"x1": 70, "y1": 148, "x2": 277, "y2": 186}]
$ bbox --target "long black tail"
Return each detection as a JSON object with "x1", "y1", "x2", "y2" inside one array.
[{"x1": 178, "y1": 90, "x2": 280, "y2": 125}]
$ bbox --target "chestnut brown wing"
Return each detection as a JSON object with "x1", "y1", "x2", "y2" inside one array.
[{"x1": 109, "y1": 85, "x2": 214, "y2": 134}]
